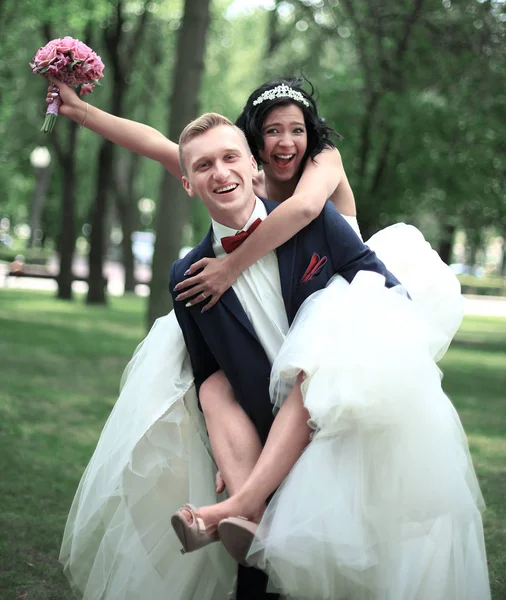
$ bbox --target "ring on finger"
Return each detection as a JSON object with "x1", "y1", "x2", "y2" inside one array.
[{"x1": 200, "y1": 292, "x2": 206, "y2": 300}]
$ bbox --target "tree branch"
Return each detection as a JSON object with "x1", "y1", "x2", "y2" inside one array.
[{"x1": 125, "y1": 0, "x2": 150, "y2": 60}]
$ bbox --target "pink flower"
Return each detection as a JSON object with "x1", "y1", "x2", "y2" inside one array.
[
  {"x1": 31, "y1": 36, "x2": 105, "y2": 133},
  {"x1": 72, "y1": 40, "x2": 94, "y2": 62},
  {"x1": 80, "y1": 83, "x2": 95, "y2": 96},
  {"x1": 46, "y1": 64, "x2": 60, "y2": 76},
  {"x1": 53, "y1": 53, "x2": 71, "y2": 70},
  {"x1": 33, "y1": 44, "x2": 58, "y2": 67},
  {"x1": 56, "y1": 36, "x2": 75, "y2": 53}
]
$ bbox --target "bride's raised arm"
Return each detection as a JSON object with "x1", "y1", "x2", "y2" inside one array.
[
  {"x1": 174, "y1": 147, "x2": 356, "y2": 309},
  {"x1": 47, "y1": 77, "x2": 181, "y2": 178}
]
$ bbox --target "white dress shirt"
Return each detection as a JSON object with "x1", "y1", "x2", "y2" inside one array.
[
  {"x1": 342, "y1": 215, "x2": 363, "y2": 241},
  {"x1": 212, "y1": 198, "x2": 289, "y2": 364}
]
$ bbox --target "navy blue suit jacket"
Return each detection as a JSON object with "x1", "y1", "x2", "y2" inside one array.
[{"x1": 170, "y1": 199, "x2": 401, "y2": 444}]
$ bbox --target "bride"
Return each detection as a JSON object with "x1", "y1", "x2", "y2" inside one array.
[{"x1": 52, "y1": 77, "x2": 490, "y2": 599}]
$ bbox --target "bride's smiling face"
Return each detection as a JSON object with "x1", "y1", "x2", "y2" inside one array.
[{"x1": 259, "y1": 104, "x2": 308, "y2": 184}]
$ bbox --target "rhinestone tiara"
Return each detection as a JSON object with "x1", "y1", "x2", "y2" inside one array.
[{"x1": 252, "y1": 84, "x2": 310, "y2": 108}]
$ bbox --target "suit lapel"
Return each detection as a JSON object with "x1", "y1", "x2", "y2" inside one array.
[
  {"x1": 262, "y1": 199, "x2": 297, "y2": 319},
  {"x1": 276, "y1": 237, "x2": 297, "y2": 320},
  {"x1": 220, "y1": 289, "x2": 259, "y2": 340},
  {"x1": 199, "y1": 226, "x2": 259, "y2": 341}
]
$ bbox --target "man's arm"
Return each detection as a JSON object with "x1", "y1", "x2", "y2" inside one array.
[
  {"x1": 322, "y1": 203, "x2": 402, "y2": 289},
  {"x1": 170, "y1": 263, "x2": 220, "y2": 391}
]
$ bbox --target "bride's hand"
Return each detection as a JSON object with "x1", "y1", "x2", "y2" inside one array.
[
  {"x1": 173, "y1": 256, "x2": 238, "y2": 311},
  {"x1": 45, "y1": 76, "x2": 83, "y2": 117}
]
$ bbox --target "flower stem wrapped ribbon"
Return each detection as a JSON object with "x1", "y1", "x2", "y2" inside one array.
[{"x1": 30, "y1": 37, "x2": 104, "y2": 133}]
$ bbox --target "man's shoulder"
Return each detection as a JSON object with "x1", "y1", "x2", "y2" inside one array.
[
  {"x1": 260, "y1": 197, "x2": 280, "y2": 214},
  {"x1": 291, "y1": 201, "x2": 358, "y2": 248},
  {"x1": 296, "y1": 200, "x2": 337, "y2": 235},
  {"x1": 317, "y1": 200, "x2": 353, "y2": 229},
  {"x1": 262, "y1": 197, "x2": 333, "y2": 237}
]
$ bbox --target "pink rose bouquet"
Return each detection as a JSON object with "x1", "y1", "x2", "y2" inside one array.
[{"x1": 30, "y1": 37, "x2": 105, "y2": 133}]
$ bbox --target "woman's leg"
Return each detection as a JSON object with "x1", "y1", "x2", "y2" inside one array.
[
  {"x1": 198, "y1": 374, "x2": 311, "y2": 528},
  {"x1": 199, "y1": 370, "x2": 263, "y2": 497}
]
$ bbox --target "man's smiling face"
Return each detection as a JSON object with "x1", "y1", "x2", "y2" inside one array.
[{"x1": 182, "y1": 125, "x2": 258, "y2": 229}]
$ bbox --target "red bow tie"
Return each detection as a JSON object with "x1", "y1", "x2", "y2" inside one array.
[{"x1": 221, "y1": 218, "x2": 262, "y2": 254}]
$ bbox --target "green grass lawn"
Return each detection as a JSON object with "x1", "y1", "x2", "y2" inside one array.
[{"x1": 0, "y1": 289, "x2": 505, "y2": 599}]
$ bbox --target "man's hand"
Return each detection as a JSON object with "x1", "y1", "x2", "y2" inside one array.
[
  {"x1": 173, "y1": 256, "x2": 239, "y2": 312},
  {"x1": 215, "y1": 471, "x2": 226, "y2": 494}
]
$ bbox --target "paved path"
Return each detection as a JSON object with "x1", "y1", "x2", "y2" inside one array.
[
  {"x1": 463, "y1": 295, "x2": 506, "y2": 318},
  {"x1": 2, "y1": 262, "x2": 506, "y2": 318}
]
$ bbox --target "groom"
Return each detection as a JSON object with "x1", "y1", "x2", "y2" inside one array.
[{"x1": 170, "y1": 113, "x2": 401, "y2": 599}]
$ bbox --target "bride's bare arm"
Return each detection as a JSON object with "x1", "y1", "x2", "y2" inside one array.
[
  {"x1": 175, "y1": 147, "x2": 356, "y2": 309},
  {"x1": 47, "y1": 77, "x2": 181, "y2": 178}
]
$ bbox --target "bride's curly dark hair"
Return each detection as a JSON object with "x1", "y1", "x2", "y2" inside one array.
[{"x1": 235, "y1": 76, "x2": 341, "y2": 168}]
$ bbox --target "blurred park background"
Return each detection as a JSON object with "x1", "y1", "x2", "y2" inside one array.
[{"x1": 0, "y1": 0, "x2": 505, "y2": 598}]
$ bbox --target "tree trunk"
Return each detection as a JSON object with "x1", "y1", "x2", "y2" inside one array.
[
  {"x1": 438, "y1": 222, "x2": 456, "y2": 266},
  {"x1": 500, "y1": 245, "x2": 506, "y2": 276},
  {"x1": 86, "y1": 46, "x2": 121, "y2": 304},
  {"x1": 148, "y1": 0, "x2": 212, "y2": 328},
  {"x1": 467, "y1": 242, "x2": 479, "y2": 269},
  {"x1": 121, "y1": 220, "x2": 136, "y2": 292},
  {"x1": 265, "y1": 0, "x2": 287, "y2": 60},
  {"x1": 55, "y1": 121, "x2": 79, "y2": 300},
  {"x1": 87, "y1": 139, "x2": 114, "y2": 304},
  {"x1": 86, "y1": 0, "x2": 149, "y2": 304},
  {"x1": 41, "y1": 23, "x2": 79, "y2": 301},
  {"x1": 57, "y1": 164, "x2": 77, "y2": 299},
  {"x1": 28, "y1": 165, "x2": 52, "y2": 249},
  {"x1": 500, "y1": 227, "x2": 506, "y2": 277},
  {"x1": 115, "y1": 152, "x2": 140, "y2": 293}
]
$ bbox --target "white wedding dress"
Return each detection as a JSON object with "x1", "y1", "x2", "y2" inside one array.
[{"x1": 59, "y1": 219, "x2": 490, "y2": 600}]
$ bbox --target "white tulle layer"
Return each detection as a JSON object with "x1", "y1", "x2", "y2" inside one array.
[
  {"x1": 59, "y1": 312, "x2": 236, "y2": 600},
  {"x1": 60, "y1": 224, "x2": 489, "y2": 600},
  {"x1": 249, "y1": 226, "x2": 489, "y2": 599}
]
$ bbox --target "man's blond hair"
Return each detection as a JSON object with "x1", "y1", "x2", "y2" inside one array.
[{"x1": 178, "y1": 113, "x2": 251, "y2": 175}]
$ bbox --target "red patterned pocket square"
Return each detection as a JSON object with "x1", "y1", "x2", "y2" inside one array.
[{"x1": 300, "y1": 253, "x2": 328, "y2": 283}]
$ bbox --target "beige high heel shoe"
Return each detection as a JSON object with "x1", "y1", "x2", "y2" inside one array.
[
  {"x1": 171, "y1": 504, "x2": 219, "y2": 554},
  {"x1": 218, "y1": 516, "x2": 258, "y2": 566}
]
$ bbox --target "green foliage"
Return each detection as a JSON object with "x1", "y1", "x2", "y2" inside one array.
[
  {"x1": 256, "y1": 0, "x2": 506, "y2": 241},
  {"x1": 458, "y1": 273, "x2": 506, "y2": 296},
  {"x1": 0, "y1": 246, "x2": 53, "y2": 264},
  {"x1": 0, "y1": 0, "x2": 504, "y2": 275}
]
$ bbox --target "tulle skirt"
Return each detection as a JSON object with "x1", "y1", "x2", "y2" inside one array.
[
  {"x1": 59, "y1": 312, "x2": 237, "y2": 599},
  {"x1": 248, "y1": 226, "x2": 490, "y2": 599},
  {"x1": 60, "y1": 223, "x2": 489, "y2": 599}
]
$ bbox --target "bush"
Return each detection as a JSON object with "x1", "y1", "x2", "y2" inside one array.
[
  {"x1": 0, "y1": 247, "x2": 53, "y2": 265},
  {"x1": 458, "y1": 274, "x2": 506, "y2": 297}
]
